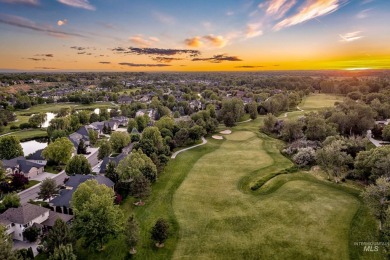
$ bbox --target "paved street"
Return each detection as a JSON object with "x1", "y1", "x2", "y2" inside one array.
[{"x1": 18, "y1": 148, "x2": 100, "y2": 204}]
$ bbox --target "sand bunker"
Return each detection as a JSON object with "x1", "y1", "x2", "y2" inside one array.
[
  {"x1": 220, "y1": 130, "x2": 232, "y2": 135},
  {"x1": 212, "y1": 135, "x2": 223, "y2": 140}
]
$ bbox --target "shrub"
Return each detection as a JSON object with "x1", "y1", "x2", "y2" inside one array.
[
  {"x1": 10, "y1": 125, "x2": 19, "y2": 130},
  {"x1": 292, "y1": 147, "x2": 316, "y2": 166},
  {"x1": 19, "y1": 123, "x2": 31, "y2": 129},
  {"x1": 23, "y1": 226, "x2": 40, "y2": 242}
]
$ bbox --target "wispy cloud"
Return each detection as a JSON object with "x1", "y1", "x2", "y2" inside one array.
[
  {"x1": 152, "y1": 11, "x2": 175, "y2": 24},
  {"x1": 235, "y1": 65, "x2": 265, "y2": 68},
  {"x1": 246, "y1": 23, "x2": 263, "y2": 38},
  {"x1": 57, "y1": 19, "x2": 67, "y2": 26},
  {"x1": 0, "y1": 13, "x2": 85, "y2": 38},
  {"x1": 113, "y1": 47, "x2": 201, "y2": 57},
  {"x1": 356, "y1": 8, "x2": 371, "y2": 19},
  {"x1": 35, "y1": 54, "x2": 54, "y2": 57},
  {"x1": 35, "y1": 67, "x2": 58, "y2": 70},
  {"x1": 129, "y1": 35, "x2": 159, "y2": 48},
  {"x1": 226, "y1": 11, "x2": 234, "y2": 16},
  {"x1": 57, "y1": 0, "x2": 95, "y2": 11},
  {"x1": 27, "y1": 57, "x2": 45, "y2": 61},
  {"x1": 99, "y1": 61, "x2": 111, "y2": 64},
  {"x1": 118, "y1": 62, "x2": 171, "y2": 67},
  {"x1": 339, "y1": 31, "x2": 363, "y2": 42},
  {"x1": 263, "y1": 0, "x2": 297, "y2": 17},
  {"x1": 192, "y1": 54, "x2": 242, "y2": 63},
  {"x1": 151, "y1": 57, "x2": 183, "y2": 63},
  {"x1": 0, "y1": 0, "x2": 39, "y2": 5},
  {"x1": 273, "y1": 0, "x2": 343, "y2": 31}
]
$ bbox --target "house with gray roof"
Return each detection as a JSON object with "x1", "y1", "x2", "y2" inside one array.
[
  {"x1": 2, "y1": 156, "x2": 45, "y2": 179},
  {"x1": 0, "y1": 203, "x2": 49, "y2": 241},
  {"x1": 50, "y1": 174, "x2": 114, "y2": 214}
]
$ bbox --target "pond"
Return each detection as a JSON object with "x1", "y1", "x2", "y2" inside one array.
[
  {"x1": 30, "y1": 112, "x2": 56, "y2": 128},
  {"x1": 93, "y1": 108, "x2": 112, "y2": 115},
  {"x1": 21, "y1": 140, "x2": 48, "y2": 157}
]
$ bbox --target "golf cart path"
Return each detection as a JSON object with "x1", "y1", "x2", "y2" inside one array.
[{"x1": 171, "y1": 137, "x2": 207, "y2": 159}]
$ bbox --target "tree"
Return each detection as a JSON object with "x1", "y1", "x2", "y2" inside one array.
[
  {"x1": 49, "y1": 244, "x2": 76, "y2": 260},
  {"x1": 131, "y1": 175, "x2": 151, "y2": 203},
  {"x1": 0, "y1": 135, "x2": 23, "y2": 159},
  {"x1": 71, "y1": 180, "x2": 125, "y2": 250},
  {"x1": 315, "y1": 140, "x2": 353, "y2": 182},
  {"x1": 105, "y1": 160, "x2": 119, "y2": 184},
  {"x1": 11, "y1": 173, "x2": 28, "y2": 190},
  {"x1": 0, "y1": 161, "x2": 5, "y2": 183},
  {"x1": 0, "y1": 192, "x2": 20, "y2": 213},
  {"x1": 77, "y1": 139, "x2": 87, "y2": 155},
  {"x1": 42, "y1": 137, "x2": 74, "y2": 165},
  {"x1": 38, "y1": 178, "x2": 58, "y2": 201},
  {"x1": 136, "y1": 115, "x2": 149, "y2": 132},
  {"x1": 383, "y1": 125, "x2": 390, "y2": 141},
  {"x1": 362, "y1": 177, "x2": 390, "y2": 230},
  {"x1": 155, "y1": 116, "x2": 175, "y2": 132},
  {"x1": 110, "y1": 132, "x2": 130, "y2": 153},
  {"x1": 174, "y1": 128, "x2": 189, "y2": 147},
  {"x1": 88, "y1": 129, "x2": 98, "y2": 146},
  {"x1": 127, "y1": 119, "x2": 138, "y2": 134},
  {"x1": 150, "y1": 218, "x2": 169, "y2": 247},
  {"x1": 247, "y1": 102, "x2": 258, "y2": 120},
  {"x1": 262, "y1": 113, "x2": 277, "y2": 134},
  {"x1": 355, "y1": 146, "x2": 390, "y2": 181},
  {"x1": 305, "y1": 113, "x2": 336, "y2": 141},
  {"x1": 45, "y1": 219, "x2": 73, "y2": 254},
  {"x1": 280, "y1": 120, "x2": 304, "y2": 142},
  {"x1": 23, "y1": 226, "x2": 40, "y2": 242},
  {"x1": 219, "y1": 98, "x2": 244, "y2": 127},
  {"x1": 89, "y1": 112, "x2": 99, "y2": 123},
  {"x1": 116, "y1": 149, "x2": 157, "y2": 183},
  {"x1": 125, "y1": 215, "x2": 139, "y2": 254},
  {"x1": 65, "y1": 155, "x2": 91, "y2": 176},
  {"x1": 29, "y1": 113, "x2": 47, "y2": 128},
  {"x1": 188, "y1": 125, "x2": 206, "y2": 142},
  {"x1": 141, "y1": 127, "x2": 163, "y2": 150},
  {"x1": 98, "y1": 140, "x2": 112, "y2": 160},
  {"x1": 0, "y1": 225, "x2": 19, "y2": 260}
]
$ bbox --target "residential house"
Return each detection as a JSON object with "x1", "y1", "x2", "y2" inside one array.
[
  {"x1": 118, "y1": 95, "x2": 133, "y2": 104},
  {"x1": 111, "y1": 116, "x2": 129, "y2": 126},
  {"x1": 0, "y1": 203, "x2": 49, "y2": 241},
  {"x1": 50, "y1": 175, "x2": 114, "y2": 214},
  {"x1": 26, "y1": 149, "x2": 47, "y2": 166},
  {"x1": 2, "y1": 156, "x2": 45, "y2": 179},
  {"x1": 136, "y1": 109, "x2": 155, "y2": 120}
]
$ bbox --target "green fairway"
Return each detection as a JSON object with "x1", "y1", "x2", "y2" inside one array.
[
  {"x1": 172, "y1": 122, "x2": 382, "y2": 259},
  {"x1": 283, "y1": 93, "x2": 343, "y2": 119}
]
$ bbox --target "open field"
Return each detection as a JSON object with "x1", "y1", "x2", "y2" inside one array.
[{"x1": 282, "y1": 93, "x2": 343, "y2": 119}]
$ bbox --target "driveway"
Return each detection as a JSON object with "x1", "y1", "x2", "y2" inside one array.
[
  {"x1": 30, "y1": 172, "x2": 57, "y2": 182},
  {"x1": 13, "y1": 240, "x2": 39, "y2": 256}
]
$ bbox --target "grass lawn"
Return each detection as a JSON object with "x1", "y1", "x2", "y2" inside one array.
[
  {"x1": 45, "y1": 165, "x2": 63, "y2": 174},
  {"x1": 24, "y1": 180, "x2": 40, "y2": 189},
  {"x1": 282, "y1": 93, "x2": 344, "y2": 119},
  {"x1": 10, "y1": 129, "x2": 48, "y2": 141}
]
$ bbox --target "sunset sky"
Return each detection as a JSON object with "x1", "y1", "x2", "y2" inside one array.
[{"x1": 0, "y1": 0, "x2": 389, "y2": 71}]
